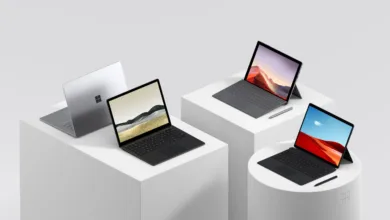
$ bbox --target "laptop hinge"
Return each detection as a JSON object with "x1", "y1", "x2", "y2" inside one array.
[
  {"x1": 295, "y1": 146, "x2": 353, "y2": 166},
  {"x1": 291, "y1": 85, "x2": 302, "y2": 99}
]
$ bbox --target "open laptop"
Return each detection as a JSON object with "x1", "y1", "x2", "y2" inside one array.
[
  {"x1": 40, "y1": 62, "x2": 127, "y2": 138},
  {"x1": 213, "y1": 41, "x2": 302, "y2": 118},
  {"x1": 106, "y1": 79, "x2": 205, "y2": 166},
  {"x1": 258, "y1": 103, "x2": 354, "y2": 185}
]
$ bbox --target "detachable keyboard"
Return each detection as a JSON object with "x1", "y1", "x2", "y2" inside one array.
[
  {"x1": 273, "y1": 149, "x2": 335, "y2": 179},
  {"x1": 227, "y1": 80, "x2": 285, "y2": 109},
  {"x1": 123, "y1": 126, "x2": 186, "y2": 156},
  {"x1": 212, "y1": 80, "x2": 285, "y2": 118}
]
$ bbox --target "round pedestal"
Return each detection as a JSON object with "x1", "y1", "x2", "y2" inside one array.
[{"x1": 248, "y1": 141, "x2": 362, "y2": 220}]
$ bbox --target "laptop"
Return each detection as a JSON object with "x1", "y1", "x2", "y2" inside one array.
[
  {"x1": 40, "y1": 62, "x2": 128, "y2": 138},
  {"x1": 258, "y1": 103, "x2": 354, "y2": 185},
  {"x1": 213, "y1": 41, "x2": 302, "y2": 118},
  {"x1": 106, "y1": 79, "x2": 205, "y2": 166}
]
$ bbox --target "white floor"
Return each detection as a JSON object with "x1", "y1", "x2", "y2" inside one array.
[{"x1": 1, "y1": 1, "x2": 389, "y2": 219}]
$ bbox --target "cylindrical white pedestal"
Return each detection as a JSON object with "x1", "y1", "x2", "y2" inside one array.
[{"x1": 248, "y1": 141, "x2": 362, "y2": 220}]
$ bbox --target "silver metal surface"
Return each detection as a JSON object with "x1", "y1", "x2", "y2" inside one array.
[
  {"x1": 268, "y1": 107, "x2": 293, "y2": 119},
  {"x1": 40, "y1": 108, "x2": 76, "y2": 137},
  {"x1": 41, "y1": 62, "x2": 127, "y2": 137}
]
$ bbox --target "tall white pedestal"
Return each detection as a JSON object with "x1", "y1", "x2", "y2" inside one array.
[
  {"x1": 20, "y1": 102, "x2": 228, "y2": 220},
  {"x1": 181, "y1": 72, "x2": 334, "y2": 220},
  {"x1": 248, "y1": 141, "x2": 362, "y2": 220}
]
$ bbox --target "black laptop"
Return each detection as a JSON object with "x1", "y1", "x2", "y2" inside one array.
[
  {"x1": 213, "y1": 41, "x2": 302, "y2": 118},
  {"x1": 258, "y1": 103, "x2": 354, "y2": 185},
  {"x1": 107, "y1": 79, "x2": 205, "y2": 166}
]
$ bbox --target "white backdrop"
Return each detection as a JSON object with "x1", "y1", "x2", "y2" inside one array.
[{"x1": 1, "y1": 0, "x2": 389, "y2": 219}]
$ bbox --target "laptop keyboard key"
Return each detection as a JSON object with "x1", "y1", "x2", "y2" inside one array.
[
  {"x1": 273, "y1": 149, "x2": 335, "y2": 179},
  {"x1": 123, "y1": 127, "x2": 186, "y2": 157}
]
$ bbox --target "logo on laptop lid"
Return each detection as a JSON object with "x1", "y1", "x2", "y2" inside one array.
[{"x1": 95, "y1": 95, "x2": 102, "y2": 103}]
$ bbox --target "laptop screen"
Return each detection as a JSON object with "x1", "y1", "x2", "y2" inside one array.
[
  {"x1": 107, "y1": 80, "x2": 170, "y2": 144},
  {"x1": 295, "y1": 104, "x2": 353, "y2": 166},
  {"x1": 245, "y1": 41, "x2": 302, "y2": 101}
]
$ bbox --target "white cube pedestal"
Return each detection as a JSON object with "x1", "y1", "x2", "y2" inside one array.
[
  {"x1": 181, "y1": 72, "x2": 334, "y2": 220},
  {"x1": 248, "y1": 141, "x2": 362, "y2": 220},
  {"x1": 20, "y1": 102, "x2": 228, "y2": 220}
]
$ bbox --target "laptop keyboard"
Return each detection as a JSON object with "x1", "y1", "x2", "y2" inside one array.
[
  {"x1": 227, "y1": 81, "x2": 284, "y2": 109},
  {"x1": 273, "y1": 149, "x2": 335, "y2": 179},
  {"x1": 123, "y1": 127, "x2": 187, "y2": 156}
]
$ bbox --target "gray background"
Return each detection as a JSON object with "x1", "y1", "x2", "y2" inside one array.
[{"x1": 1, "y1": 0, "x2": 388, "y2": 219}]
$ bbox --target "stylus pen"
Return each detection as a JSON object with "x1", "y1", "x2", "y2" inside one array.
[
  {"x1": 314, "y1": 175, "x2": 338, "y2": 187},
  {"x1": 269, "y1": 107, "x2": 293, "y2": 119}
]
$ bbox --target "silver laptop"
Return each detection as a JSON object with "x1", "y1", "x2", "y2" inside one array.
[{"x1": 40, "y1": 62, "x2": 128, "y2": 137}]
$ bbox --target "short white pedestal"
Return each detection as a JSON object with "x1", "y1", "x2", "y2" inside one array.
[
  {"x1": 181, "y1": 72, "x2": 334, "y2": 220},
  {"x1": 248, "y1": 141, "x2": 361, "y2": 220},
  {"x1": 20, "y1": 102, "x2": 228, "y2": 220}
]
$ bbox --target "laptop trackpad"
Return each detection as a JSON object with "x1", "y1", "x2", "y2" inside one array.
[
  {"x1": 274, "y1": 165, "x2": 298, "y2": 177},
  {"x1": 158, "y1": 144, "x2": 185, "y2": 156},
  {"x1": 141, "y1": 151, "x2": 168, "y2": 166},
  {"x1": 258, "y1": 158, "x2": 313, "y2": 185}
]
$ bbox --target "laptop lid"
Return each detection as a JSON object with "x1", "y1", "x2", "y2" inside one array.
[
  {"x1": 63, "y1": 62, "x2": 127, "y2": 137},
  {"x1": 106, "y1": 79, "x2": 171, "y2": 147},
  {"x1": 244, "y1": 41, "x2": 302, "y2": 102},
  {"x1": 294, "y1": 103, "x2": 354, "y2": 168}
]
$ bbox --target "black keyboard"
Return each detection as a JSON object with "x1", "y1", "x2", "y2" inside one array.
[
  {"x1": 123, "y1": 126, "x2": 187, "y2": 156},
  {"x1": 273, "y1": 149, "x2": 335, "y2": 179},
  {"x1": 228, "y1": 81, "x2": 284, "y2": 108}
]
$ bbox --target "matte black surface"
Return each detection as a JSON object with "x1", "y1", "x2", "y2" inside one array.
[
  {"x1": 258, "y1": 148, "x2": 336, "y2": 185},
  {"x1": 213, "y1": 80, "x2": 286, "y2": 118},
  {"x1": 258, "y1": 157, "x2": 313, "y2": 185},
  {"x1": 122, "y1": 126, "x2": 205, "y2": 166},
  {"x1": 291, "y1": 85, "x2": 302, "y2": 99},
  {"x1": 342, "y1": 148, "x2": 353, "y2": 163}
]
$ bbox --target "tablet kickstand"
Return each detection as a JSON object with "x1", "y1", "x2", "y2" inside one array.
[
  {"x1": 342, "y1": 148, "x2": 353, "y2": 163},
  {"x1": 291, "y1": 85, "x2": 302, "y2": 99}
]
